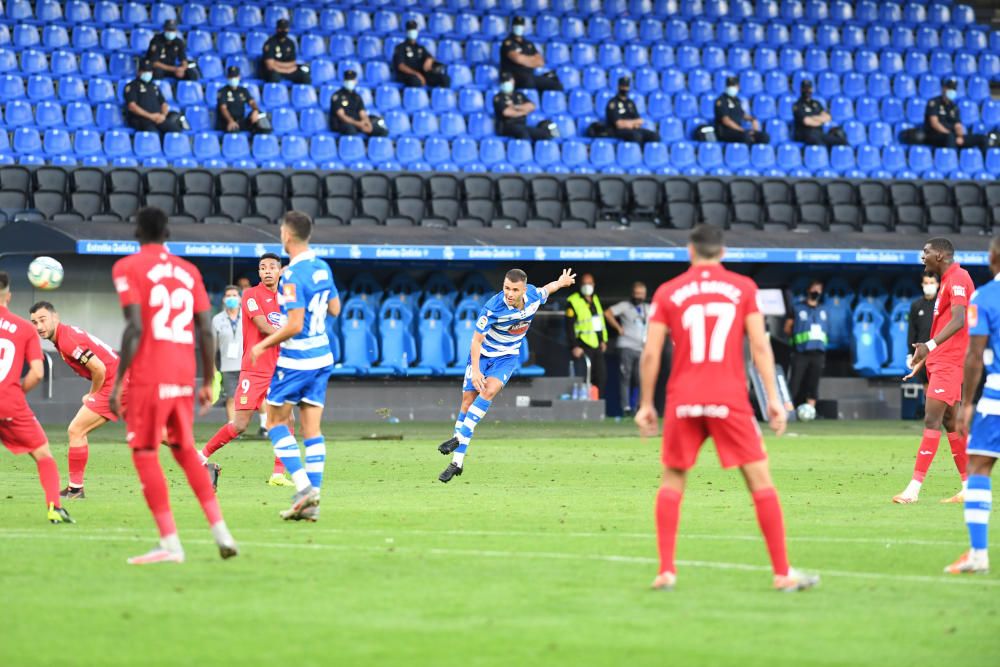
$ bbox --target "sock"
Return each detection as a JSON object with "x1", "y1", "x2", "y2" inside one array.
[
  {"x1": 170, "y1": 444, "x2": 223, "y2": 526},
  {"x1": 454, "y1": 397, "x2": 492, "y2": 467},
  {"x1": 965, "y1": 475, "x2": 991, "y2": 553},
  {"x1": 35, "y1": 456, "x2": 61, "y2": 508},
  {"x1": 752, "y1": 487, "x2": 790, "y2": 577},
  {"x1": 453, "y1": 443, "x2": 467, "y2": 467},
  {"x1": 912, "y1": 428, "x2": 941, "y2": 483},
  {"x1": 68, "y1": 445, "x2": 88, "y2": 488},
  {"x1": 655, "y1": 486, "x2": 683, "y2": 575},
  {"x1": 259, "y1": 412, "x2": 267, "y2": 429},
  {"x1": 270, "y1": 424, "x2": 309, "y2": 492},
  {"x1": 272, "y1": 457, "x2": 285, "y2": 475},
  {"x1": 304, "y1": 436, "x2": 326, "y2": 491},
  {"x1": 132, "y1": 449, "x2": 176, "y2": 539},
  {"x1": 201, "y1": 423, "x2": 239, "y2": 460},
  {"x1": 453, "y1": 411, "x2": 467, "y2": 437},
  {"x1": 946, "y1": 432, "x2": 969, "y2": 482}
]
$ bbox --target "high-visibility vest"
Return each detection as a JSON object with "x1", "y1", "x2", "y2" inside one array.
[{"x1": 566, "y1": 292, "x2": 608, "y2": 349}]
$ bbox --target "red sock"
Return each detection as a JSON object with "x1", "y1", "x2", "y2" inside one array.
[
  {"x1": 170, "y1": 444, "x2": 223, "y2": 526},
  {"x1": 202, "y1": 423, "x2": 239, "y2": 459},
  {"x1": 273, "y1": 456, "x2": 285, "y2": 474},
  {"x1": 947, "y1": 432, "x2": 969, "y2": 482},
  {"x1": 913, "y1": 428, "x2": 941, "y2": 482},
  {"x1": 35, "y1": 456, "x2": 61, "y2": 508},
  {"x1": 655, "y1": 487, "x2": 683, "y2": 575},
  {"x1": 68, "y1": 445, "x2": 88, "y2": 487},
  {"x1": 132, "y1": 449, "x2": 176, "y2": 538},
  {"x1": 752, "y1": 487, "x2": 789, "y2": 577}
]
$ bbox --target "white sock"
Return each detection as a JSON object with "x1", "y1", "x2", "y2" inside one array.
[
  {"x1": 453, "y1": 451, "x2": 465, "y2": 467},
  {"x1": 290, "y1": 468, "x2": 311, "y2": 492},
  {"x1": 904, "y1": 479, "x2": 922, "y2": 497},
  {"x1": 971, "y1": 548, "x2": 989, "y2": 560},
  {"x1": 259, "y1": 412, "x2": 267, "y2": 428},
  {"x1": 962, "y1": 479, "x2": 969, "y2": 493},
  {"x1": 160, "y1": 533, "x2": 183, "y2": 554},
  {"x1": 210, "y1": 520, "x2": 233, "y2": 546},
  {"x1": 197, "y1": 449, "x2": 209, "y2": 464}
]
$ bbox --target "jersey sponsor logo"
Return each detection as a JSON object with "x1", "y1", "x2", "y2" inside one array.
[
  {"x1": 158, "y1": 384, "x2": 194, "y2": 399},
  {"x1": 953, "y1": 285, "x2": 966, "y2": 297},
  {"x1": 934, "y1": 388, "x2": 946, "y2": 394},
  {"x1": 969, "y1": 304, "x2": 979, "y2": 327},
  {"x1": 507, "y1": 324, "x2": 530, "y2": 335},
  {"x1": 675, "y1": 404, "x2": 731, "y2": 419},
  {"x1": 267, "y1": 312, "x2": 284, "y2": 327}
]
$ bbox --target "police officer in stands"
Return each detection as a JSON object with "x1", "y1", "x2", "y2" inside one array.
[
  {"x1": 216, "y1": 66, "x2": 270, "y2": 134},
  {"x1": 493, "y1": 72, "x2": 557, "y2": 141},
  {"x1": 714, "y1": 76, "x2": 769, "y2": 144},
  {"x1": 606, "y1": 76, "x2": 659, "y2": 145},
  {"x1": 924, "y1": 78, "x2": 989, "y2": 150},
  {"x1": 330, "y1": 70, "x2": 388, "y2": 137},
  {"x1": 783, "y1": 279, "x2": 828, "y2": 411},
  {"x1": 146, "y1": 20, "x2": 199, "y2": 81},
  {"x1": 393, "y1": 20, "x2": 450, "y2": 88},
  {"x1": 124, "y1": 60, "x2": 185, "y2": 134},
  {"x1": 792, "y1": 80, "x2": 847, "y2": 146},
  {"x1": 500, "y1": 16, "x2": 562, "y2": 92},
  {"x1": 260, "y1": 19, "x2": 311, "y2": 84}
]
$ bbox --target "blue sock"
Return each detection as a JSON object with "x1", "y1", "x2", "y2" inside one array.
[
  {"x1": 453, "y1": 412, "x2": 467, "y2": 437},
  {"x1": 270, "y1": 424, "x2": 309, "y2": 492},
  {"x1": 966, "y1": 475, "x2": 992, "y2": 551},
  {"x1": 455, "y1": 397, "x2": 491, "y2": 466},
  {"x1": 304, "y1": 436, "x2": 326, "y2": 491}
]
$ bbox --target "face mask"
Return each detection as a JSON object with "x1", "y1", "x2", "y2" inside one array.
[
  {"x1": 277, "y1": 29, "x2": 289, "y2": 38},
  {"x1": 165, "y1": 31, "x2": 177, "y2": 41},
  {"x1": 224, "y1": 296, "x2": 240, "y2": 310},
  {"x1": 726, "y1": 86, "x2": 739, "y2": 97},
  {"x1": 500, "y1": 81, "x2": 514, "y2": 94},
  {"x1": 802, "y1": 89, "x2": 812, "y2": 100},
  {"x1": 808, "y1": 291, "x2": 822, "y2": 302},
  {"x1": 228, "y1": 78, "x2": 240, "y2": 88},
  {"x1": 581, "y1": 284, "x2": 595, "y2": 297},
  {"x1": 406, "y1": 30, "x2": 418, "y2": 41},
  {"x1": 344, "y1": 80, "x2": 357, "y2": 91},
  {"x1": 140, "y1": 72, "x2": 153, "y2": 83},
  {"x1": 618, "y1": 88, "x2": 629, "y2": 97},
  {"x1": 945, "y1": 89, "x2": 957, "y2": 101},
  {"x1": 923, "y1": 284, "x2": 938, "y2": 298},
  {"x1": 512, "y1": 25, "x2": 525, "y2": 37}
]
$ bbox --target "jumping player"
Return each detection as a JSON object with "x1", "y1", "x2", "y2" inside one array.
[
  {"x1": 29, "y1": 301, "x2": 124, "y2": 499},
  {"x1": 946, "y1": 234, "x2": 1000, "y2": 574},
  {"x1": 250, "y1": 211, "x2": 340, "y2": 522},
  {"x1": 895, "y1": 238, "x2": 974, "y2": 504},
  {"x1": 0, "y1": 273, "x2": 73, "y2": 524},
  {"x1": 110, "y1": 207, "x2": 237, "y2": 564},
  {"x1": 635, "y1": 225, "x2": 817, "y2": 592},
  {"x1": 198, "y1": 252, "x2": 293, "y2": 487},
  {"x1": 437, "y1": 267, "x2": 577, "y2": 483}
]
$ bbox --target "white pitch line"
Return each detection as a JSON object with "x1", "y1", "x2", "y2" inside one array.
[{"x1": 0, "y1": 530, "x2": 995, "y2": 588}]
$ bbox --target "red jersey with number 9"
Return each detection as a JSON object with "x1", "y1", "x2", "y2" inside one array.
[
  {"x1": 649, "y1": 264, "x2": 760, "y2": 408},
  {"x1": 0, "y1": 306, "x2": 43, "y2": 418},
  {"x1": 111, "y1": 244, "x2": 210, "y2": 388}
]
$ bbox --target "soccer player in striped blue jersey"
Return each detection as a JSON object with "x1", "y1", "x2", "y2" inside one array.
[
  {"x1": 437, "y1": 267, "x2": 576, "y2": 482},
  {"x1": 947, "y1": 234, "x2": 1000, "y2": 574},
  {"x1": 250, "y1": 211, "x2": 341, "y2": 521}
]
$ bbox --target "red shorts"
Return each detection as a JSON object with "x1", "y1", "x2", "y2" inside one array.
[
  {"x1": 0, "y1": 411, "x2": 49, "y2": 455},
  {"x1": 926, "y1": 364, "x2": 962, "y2": 406},
  {"x1": 662, "y1": 404, "x2": 766, "y2": 470},
  {"x1": 84, "y1": 378, "x2": 130, "y2": 422},
  {"x1": 124, "y1": 384, "x2": 195, "y2": 450},
  {"x1": 235, "y1": 371, "x2": 271, "y2": 411}
]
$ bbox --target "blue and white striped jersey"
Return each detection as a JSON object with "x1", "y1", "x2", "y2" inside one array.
[
  {"x1": 276, "y1": 250, "x2": 338, "y2": 371},
  {"x1": 970, "y1": 274, "x2": 1000, "y2": 415},
  {"x1": 474, "y1": 284, "x2": 548, "y2": 358}
]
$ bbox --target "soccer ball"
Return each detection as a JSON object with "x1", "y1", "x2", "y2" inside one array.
[
  {"x1": 27, "y1": 256, "x2": 64, "y2": 291},
  {"x1": 796, "y1": 403, "x2": 817, "y2": 422}
]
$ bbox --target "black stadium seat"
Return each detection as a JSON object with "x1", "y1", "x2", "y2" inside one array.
[
  {"x1": 145, "y1": 169, "x2": 177, "y2": 195},
  {"x1": 181, "y1": 169, "x2": 214, "y2": 196},
  {"x1": 34, "y1": 167, "x2": 68, "y2": 193},
  {"x1": 596, "y1": 177, "x2": 628, "y2": 222},
  {"x1": 858, "y1": 181, "x2": 893, "y2": 232},
  {"x1": 394, "y1": 174, "x2": 425, "y2": 199},
  {"x1": 323, "y1": 173, "x2": 354, "y2": 198},
  {"x1": 429, "y1": 175, "x2": 460, "y2": 200},
  {"x1": 32, "y1": 190, "x2": 67, "y2": 218},
  {"x1": 290, "y1": 195, "x2": 322, "y2": 221},
  {"x1": 762, "y1": 180, "x2": 795, "y2": 230},
  {"x1": 728, "y1": 179, "x2": 761, "y2": 229},
  {"x1": 144, "y1": 192, "x2": 177, "y2": 215},
  {"x1": 219, "y1": 171, "x2": 250, "y2": 197},
  {"x1": 826, "y1": 181, "x2": 860, "y2": 232},
  {"x1": 253, "y1": 172, "x2": 286, "y2": 198},
  {"x1": 289, "y1": 173, "x2": 321, "y2": 198},
  {"x1": 0, "y1": 166, "x2": 31, "y2": 193},
  {"x1": 109, "y1": 168, "x2": 142, "y2": 195},
  {"x1": 181, "y1": 193, "x2": 213, "y2": 221}
]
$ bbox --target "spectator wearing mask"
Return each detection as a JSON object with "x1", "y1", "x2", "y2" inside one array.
[
  {"x1": 146, "y1": 19, "x2": 199, "y2": 81},
  {"x1": 212, "y1": 286, "x2": 243, "y2": 423},
  {"x1": 792, "y1": 80, "x2": 847, "y2": 146},
  {"x1": 566, "y1": 273, "x2": 608, "y2": 399},
  {"x1": 714, "y1": 76, "x2": 769, "y2": 144},
  {"x1": 216, "y1": 66, "x2": 270, "y2": 134},
  {"x1": 330, "y1": 70, "x2": 389, "y2": 137},
  {"x1": 493, "y1": 72, "x2": 557, "y2": 141},
  {"x1": 924, "y1": 78, "x2": 990, "y2": 150},
  {"x1": 606, "y1": 77, "x2": 660, "y2": 145},
  {"x1": 260, "y1": 19, "x2": 311, "y2": 84},
  {"x1": 783, "y1": 280, "x2": 829, "y2": 410},
  {"x1": 500, "y1": 16, "x2": 563, "y2": 92},
  {"x1": 393, "y1": 20, "x2": 451, "y2": 88},
  {"x1": 124, "y1": 60, "x2": 186, "y2": 134},
  {"x1": 604, "y1": 282, "x2": 649, "y2": 416},
  {"x1": 907, "y1": 272, "x2": 939, "y2": 387}
]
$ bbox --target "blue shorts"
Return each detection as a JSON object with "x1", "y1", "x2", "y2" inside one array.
[
  {"x1": 267, "y1": 366, "x2": 332, "y2": 407},
  {"x1": 463, "y1": 354, "x2": 518, "y2": 392},
  {"x1": 967, "y1": 412, "x2": 1000, "y2": 459}
]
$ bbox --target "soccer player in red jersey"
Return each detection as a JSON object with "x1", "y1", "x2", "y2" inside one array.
[
  {"x1": 635, "y1": 225, "x2": 818, "y2": 592},
  {"x1": 110, "y1": 208, "x2": 237, "y2": 564},
  {"x1": 0, "y1": 272, "x2": 73, "y2": 524},
  {"x1": 894, "y1": 238, "x2": 975, "y2": 504},
  {"x1": 30, "y1": 301, "x2": 126, "y2": 499},
  {"x1": 198, "y1": 252, "x2": 293, "y2": 486}
]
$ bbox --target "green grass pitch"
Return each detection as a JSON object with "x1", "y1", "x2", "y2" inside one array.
[{"x1": 1, "y1": 419, "x2": 998, "y2": 666}]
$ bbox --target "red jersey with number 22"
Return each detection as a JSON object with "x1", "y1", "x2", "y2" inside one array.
[
  {"x1": 0, "y1": 306, "x2": 42, "y2": 418},
  {"x1": 928, "y1": 261, "x2": 975, "y2": 370},
  {"x1": 650, "y1": 264, "x2": 760, "y2": 408},
  {"x1": 112, "y1": 244, "x2": 210, "y2": 387},
  {"x1": 241, "y1": 283, "x2": 281, "y2": 373}
]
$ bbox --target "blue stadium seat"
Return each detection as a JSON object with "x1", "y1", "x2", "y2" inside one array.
[
  {"x1": 908, "y1": 145, "x2": 933, "y2": 174},
  {"x1": 271, "y1": 108, "x2": 298, "y2": 135},
  {"x1": 3, "y1": 99, "x2": 31, "y2": 127},
  {"x1": 43, "y1": 129, "x2": 72, "y2": 157},
  {"x1": 960, "y1": 148, "x2": 984, "y2": 176},
  {"x1": 934, "y1": 148, "x2": 958, "y2": 176},
  {"x1": 338, "y1": 135, "x2": 366, "y2": 163},
  {"x1": 644, "y1": 142, "x2": 668, "y2": 170},
  {"x1": 396, "y1": 136, "x2": 423, "y2": 166},
  {"x1": 222, "y1": 133, "x2": 251, "y2": 162},
  {"x1": 35, "y1": 101, "x2": 63, "y2": 129},
  {"x1": 881, "y1": 144, "x2": 906, "y2": 175},
  {"x1": 308, "y1": 134, "x2": 336, "y2": 165},
  {"x1": 282, "y1": 136, "x2": 313, "y2": 168},
  {"x1": 561, "y1": 140, "x2": 587, "y2": 169},
  {"x1": 192, "y1": 132, "x2": 220, "y2": 161},
  {"x1": 724, "y1": 143, "x2": 749, "y2": 171},
  {"x1": 776, "y1": 143, "x2": 802, "y2": 171}
]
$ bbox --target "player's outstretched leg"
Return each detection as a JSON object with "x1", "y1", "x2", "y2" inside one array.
[
  {"x1": 270, "y1": 423, "x2": 319, "y2": 519},
  {"x1": 30, "y1": 447, "x2": 73, "y2": 524},
  {"x1": 128, "y1": 448, "x2": 184, "y2": 564},
  {"x1": 945, "y1": 465, "x2": 992, "y2": 574},
  {"x1": 170, "y1": 443, "x2": 238, "y2": 559},
  {"x1": 441, "y1": 393, "x2": 495, "y2": 483}
]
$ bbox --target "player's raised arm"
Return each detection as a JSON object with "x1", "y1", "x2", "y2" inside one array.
[
  {"x1": 746, "y1": 311, "x2": 786, "y2": 436},
  {"x1": 635, "y1": 320, "x2": 667, "y2": 437},
  {"x1": 542, "y1": 268, "x2": 576, "y2": 296}
]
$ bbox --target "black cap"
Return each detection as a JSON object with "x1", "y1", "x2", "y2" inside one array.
[
  {"x1": 405, "y1": 19, "x2": 418, "y2": 30},
  {"x1": 512, "y1": 15, "x2": 525, "y2": 25},
  {"x1": 725, "y1": 75, "x2": 739, "y2": 87},
  {"x1": 800, "y1": 78, "x2": 813, "y2": 89},
  {"x1": 276, "y1": 18, "x2": 290, "y2": 30},
  {"x1": 942, "y1": 78, "x2": 957, "y2": 89},
  {"x1": 138, "y1": 59, "x2": 154, "y2": 72},
  {"x1": 618, "y1": 76, "x2": 631, "y2": 88},
  {"x1": 163, "y1": 19, "x2": 177, "y2": 30},
  {"x1": 344, "y1": 69, "x2": 357, "y2": 80},
  {"x1": 500, "y1": 71, "x2": 514, "y2": 82},
  {"x1": 226, "y1": 66, "x2": 240, "y2": 78}
]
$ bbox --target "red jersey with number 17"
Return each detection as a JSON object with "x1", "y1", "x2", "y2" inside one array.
[
  {"x1": 112, "y1": 244, "x2": 210, "y2": 387},
  {"x1": 0, "y1": 306, "x2": 42, "y2": 418},
  {"x1": 53, "y1": 323, "x2": 119, "y2": 390},
  {"x1": 241, "y1": 283, "x2": 281, "y2": 373},
  {"x1": 927, "y1": 261, "x2": 975, "y2": 370},
  {"x1": 650, "y1": 264, "x2": 760, "y2": 408}
]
